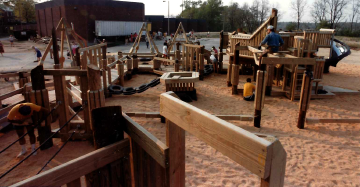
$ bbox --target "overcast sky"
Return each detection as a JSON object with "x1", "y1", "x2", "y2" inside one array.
[{"x1": 126, "y1": 0, "x2": 320, "y2": 22}]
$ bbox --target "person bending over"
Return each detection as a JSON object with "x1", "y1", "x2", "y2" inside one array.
[
  {"x1": 7, "y1": 103, "x2": 49, "y2": 157},
  {"x1": 258, "y1": 25, "x2": 284, "y2": 63},
  {"x1": 243, "y1": 78, "x2": 256, "y2": 101}
]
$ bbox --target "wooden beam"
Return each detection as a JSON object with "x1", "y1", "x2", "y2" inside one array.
[
  {"x1": 261, "y1": 57, "x2": 316, "y2": 65},
  {"x1": 123, "y1": 113, "x2": 169, "y2": 168},
  {"x1": 216, "y1": 115, "x2": 254, "y2": 121},
  {"x1": 43, "y1": 69, "x2": 87, "y2": 76},
  {"x1": 0, "y1": 88, "x2": 23, "y2": 101},
  {"x1": 10, "y1": 139, "x2": 130, "y2": 187},
  {"x1": 182, "y1": 43, "x2": 204, "y2": 48},
  {"x1": 66, "y1": 87, "x2": 82, "y2": 105},
  {"x1": 160, "y1": 92, "x2": 273, "y2": 178},
  {"x1": 79, "y1": 43, "x2": 107, "y2": 53},
  {"x1": 0, "y1": 72, "x2": 20, "y2": 79},
  {"x1": 306, "y1": 118, "x2": 360, "y2": 124}
]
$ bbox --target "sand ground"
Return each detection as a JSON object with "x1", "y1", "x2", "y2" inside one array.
[{"x1": 0, "y1": 39, "x2": 359, "y2": 186}]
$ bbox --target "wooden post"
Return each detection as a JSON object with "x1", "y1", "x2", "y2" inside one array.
[
  {"x1": 19, "y1": 72, "x2": 29, "y2": 88},
  {"x1": 153, "y1": 59, "x2": 160, "y2": 70},
  {"x1": 117, "y1": 61, "x2": 125, "y2": 86},
  {"x1": 30, "y1": 65, "x2": 53, "y2": 149},
  {"x1": 219, "y1": 31, "x2": 224, "y2": 74},
  {"x1": 199, "y1": 54, "x2": 204, "y2": 80},
  {"x1": 266, "y1": 65, "x2": 274, "y2": 96},
  {"x1": 254, "y1": 70, "x2": 267, "y2": 128},
  {"x1": 182, "y1": 45, "x2": 186, "y2": 71},
  {"x1": 231, "y1": 48, "x2": 240, "y2": 94},
  {"x1": 226, "y1": 55, "x2": 233, "y2": 87},
  {"x1": 166, "y1": 119, "x2": 185, "y2": 187},
  {"x1": 132, "y1": 55, "x2": 139, "y2": 72},
  {"x1": 87, "y1": 64, "x2": 105, "y2": 131},
  {"x1": 175, "y1": 60, "x2": 180, "y2": 72},
  {"x1": 297, "y1": 70, "x2": 313, "y2": 129},
  {"x1": 231, "y1": 65, "x2": 240, "y2": 95},
  {"x1": 85, "y1": 106, "x2": 131, "y2": 186}
]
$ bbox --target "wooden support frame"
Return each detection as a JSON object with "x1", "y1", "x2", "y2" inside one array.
[
  {"x1": 128, "y1": 22, "x2": 159, "y2": 56},
  {"x1": 161, "y1": 92, "x2": 280, "y2": 179},
  {"x1": 10, "y1": 139, "x2": 130, "y2": 187}
]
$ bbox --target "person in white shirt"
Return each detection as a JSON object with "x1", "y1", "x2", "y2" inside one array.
[{"x1": 162, "y1": 42, "x2": 168, "y2": 58}]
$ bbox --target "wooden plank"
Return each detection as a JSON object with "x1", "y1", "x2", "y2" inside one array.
[
  {"x1": 160, "y1": 92, "x2": 272, "y2": 178},
  {"x1": 215, "y1": 115, "x2": 254, "y2": 121},
  {"x1": 66, "y1": 87, "x2": 82, "y2": 105},
  {"x1": 166, "y1": 119, "x2": 185, "y2": 187},
  {"x1": 0, "y1": 88, "x2": 23, "y2": 101},
  {"x1": 123, "y1": 113, "x2": 168, "y2": 168},
  {"x1": 10, "y1": 139, "x2": 130, "y2": 187},
  {"x1": 0, "y1": 72, "x2": 20, "y2": 79},
  {"x1": 262, "y1": 57, "x2": 316, "y2": 65},
  {"x1": 79, "y1": 43, "x2": 107, "y2": 53},
  {"x1": 43, "y1": 69, "x2": 87, "y2": 76},
  {"x1": 306, "y1": 118, "x2": 360, "y2": 124}
]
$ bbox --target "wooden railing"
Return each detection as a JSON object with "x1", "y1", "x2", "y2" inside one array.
[
  {"x1": 160, "y1": 92, "x2": 286, "y2": 186},
  {"x1": 228, "y1": 9, "x2": 278, "y2": 57},
  {"x1": 11, "y1": 93, "x2": 287, "y2": 186}
]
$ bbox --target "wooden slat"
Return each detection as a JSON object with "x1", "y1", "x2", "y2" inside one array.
[
  {"x1": 79, "y1": 43, "x2": 107, "y2": 53},
  {"x1": 123, "y1": 113, "x2": 168, "y2": 168},
  {"x1": 160, "y1": 92, "x2": 273, "y2": 178},
  {"x1": 10, "y1": 139, "x2": 130, "y2": 187},
  {"x1": 43, "y1": 69, "x2": 87, "y2": 76},
  {"x1": 216, "y1": 115, "x2": 254, "y2": 121},
  {"x1": 66, "y1": 87, "x2": 82, "y2": 104},
  {"x1": 166, "y1": 119, "x2": 185, "y2": 187},
  {"x1": 261, "y1": 57, "x2": 316, "y2": 65},
  {"x1": 0, "y1": 88, "x2": 23, "y2": 101}
]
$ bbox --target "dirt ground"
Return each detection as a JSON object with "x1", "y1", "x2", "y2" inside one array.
[{"x1": 0, "y1": 43, "x2": 360, "y2": 186}]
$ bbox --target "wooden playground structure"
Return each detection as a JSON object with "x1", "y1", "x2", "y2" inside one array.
[
  {"x1": 1, "y1": 10, "x2": 359, "y2": 186},
  {"x1": 11, "y1": 93, "x2": 286, "y2": 187}
]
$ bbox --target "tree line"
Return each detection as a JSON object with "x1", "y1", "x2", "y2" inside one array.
[{"x1": 179, "y1": 0, "x2": 360, "y2": 36}]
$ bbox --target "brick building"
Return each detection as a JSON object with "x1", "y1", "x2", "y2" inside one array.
[{"x1": 35, "y1": 0, "x2": 144, "y2": 42}]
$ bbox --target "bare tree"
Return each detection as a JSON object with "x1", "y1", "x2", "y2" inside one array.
[
  {"x1": 312, "y1": 0, "x2": 328, "y2": 24},
  {"x1": 259, "y1": 0, "x2": 270, "y2": 24},
  {"x1": 327, "y1": 0, "x2": 348, "y2": 29},
  {"x1": 291, "y1": 0, "x2": 307, "y2": 30},
  {"x1": 349, "y1": 0, "x2": 360, "y2": 32}
]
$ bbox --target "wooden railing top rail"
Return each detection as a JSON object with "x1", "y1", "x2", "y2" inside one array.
[
  {"x1": 79, "y1": 43, "x2": 107, "y2": 53},
  {"x1": 0, "y1": 72, "x2": 30, "y2": 79},
  {"x1": 0, "y1": 88, "x2": 23, "y2": 101},
  {"x1": 123, "y1": 113, "x2": 169, "y2": 168},
  {"x1": 231, "y1": 8, "x2": 277, "y2": 41},
  {"x1": 43, "y1": 69, "x2": 87, "y2": 76},
  {"x1": 10, "y1": 139, "x2": 130, "y2": 187},
  {"x1": 160, "y1": 91, "x2": 286, "y2": 181}
]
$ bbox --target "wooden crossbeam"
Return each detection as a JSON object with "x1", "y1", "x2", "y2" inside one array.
[
  {"x1": 10, "y1": 139, "x2": 130, "y2": 187},
  {"x1": 160, "y1": 91, "x2": 274, "y2": 178},
  {"x1": 123, "y1": 113, "x2": 168, "y2": 167},
  {"x1": 43, "y1": 69, "x2": 87, "y2": 76}
]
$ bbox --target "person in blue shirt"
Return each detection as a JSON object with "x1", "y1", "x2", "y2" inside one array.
[
  {"x1": 258, "y1": 25, "x2": 284, "y2": 63},
  {"x1": 32, "y1": 46, "x2": 42, "y2": 63}
]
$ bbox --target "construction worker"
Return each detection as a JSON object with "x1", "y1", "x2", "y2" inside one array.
[
  {"x1": 7, "y1": 103, "x2": 49, "y2": 157},
  {"x1": 258, "y1": 25, "x2": 284, "y2": 63}
]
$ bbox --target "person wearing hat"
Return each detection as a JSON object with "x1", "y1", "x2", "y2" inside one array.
[
  {"x1": 7, "y1": 103, "x2": 49, "y2": 157},
  {"x1": 258, "y1": 25, "x2": 284, "y2": 62}
]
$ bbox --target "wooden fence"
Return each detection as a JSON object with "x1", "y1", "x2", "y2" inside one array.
[{"x1": 11, "y1": 92, "x2": 287, "y2": 187}]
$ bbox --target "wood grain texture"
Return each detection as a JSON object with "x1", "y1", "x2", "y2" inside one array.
[
  {"x1": 123, "y1": 113, "x2": 168, "y2": 168},
  {"x1": 160, "y1": 92, "x2": 272, "y2": 178},
  {"x1": 10, "y1": 139, "x2": 130, "y2": 187}
]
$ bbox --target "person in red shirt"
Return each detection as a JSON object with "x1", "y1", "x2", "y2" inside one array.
[{"x1": 130, "y1": 33, "x2": 133, "y2": 42}]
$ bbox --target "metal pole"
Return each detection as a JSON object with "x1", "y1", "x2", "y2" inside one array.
[{"x1": 168, "y1": 1, "x2": 170, "y2": 37}]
